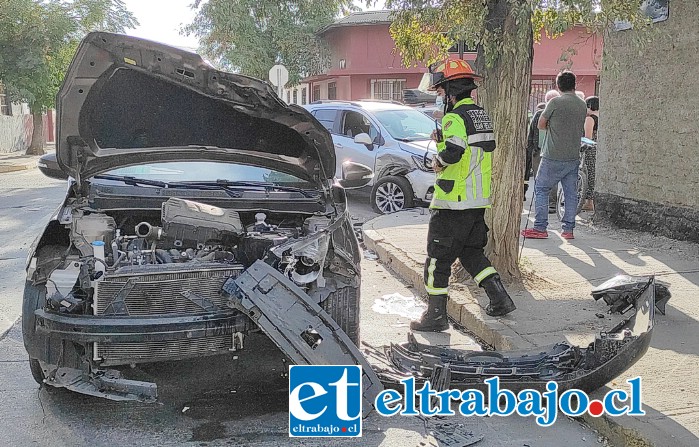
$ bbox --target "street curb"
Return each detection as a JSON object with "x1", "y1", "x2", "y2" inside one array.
[
  {"x1": 0, "y1": 163, "x2": 34, "y2": 174},
  {"x1": 362, "y1": 222, "x2": 678, "y2": 447}
]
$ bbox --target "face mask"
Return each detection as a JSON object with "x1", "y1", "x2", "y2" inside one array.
[{"x1": 435, "y1": 95, "x2": 444, "y2": 107}]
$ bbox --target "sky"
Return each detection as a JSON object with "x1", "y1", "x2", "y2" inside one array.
[{"x1": 122, "y1": 0, "x2": 387, "y2": 51}]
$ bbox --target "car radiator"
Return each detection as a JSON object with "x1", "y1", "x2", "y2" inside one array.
[
  {"x1": 94, "y1": 263, "x2": 244, "y2": 316},
  {"x1": 93, "y1": 263, "x2": 243, "y2": 365}
]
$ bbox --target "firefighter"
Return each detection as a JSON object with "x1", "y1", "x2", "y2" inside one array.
[{"x1": 411, "y1": 58, "x2": 516, "y2": 332}]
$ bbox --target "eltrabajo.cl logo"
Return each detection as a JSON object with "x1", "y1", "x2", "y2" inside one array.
[{"x1": 288, "y1": 365, "x2": 362, "y2": 437}]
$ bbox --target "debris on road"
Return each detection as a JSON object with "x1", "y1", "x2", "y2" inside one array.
[
  {"x1": 428, "y1": 421, "x2": 483, "y2": 447},
  {"x1": 364, "y1": 249, "x2": 379, "y2": 260},
  {"x1": 372, "y1": 293, "x2": 427, "y2": 320}
]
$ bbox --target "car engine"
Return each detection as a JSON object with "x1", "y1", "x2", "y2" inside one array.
[{"x1": 43, "y1": 197, "x2": 332, "y2": 321}]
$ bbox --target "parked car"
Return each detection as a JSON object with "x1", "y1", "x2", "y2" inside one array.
[
  {"x1": 23, "y1": 32, "x2": 379, "y2": 402},
  {"x1": 304, "y1": 100, "x2": 438, "y2": 214},
  {"x1": 410, "y1": 103, "x2": 443, "y2": 122},
  {"x1": 36, "y1": 152, "x2": 68, "y2": 180}
]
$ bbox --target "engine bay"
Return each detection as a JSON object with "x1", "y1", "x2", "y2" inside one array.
[{"x1": 42, "y1": 197, "x2": 334, "y2": 316}]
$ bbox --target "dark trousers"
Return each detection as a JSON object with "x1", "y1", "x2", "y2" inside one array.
[{"x1": 423, "y1": 208, "x2": 496, "y2": 296}]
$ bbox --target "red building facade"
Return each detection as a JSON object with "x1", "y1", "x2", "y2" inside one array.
[{"x1": 303, "y1": 11, "x2": 602, "y2": 109}]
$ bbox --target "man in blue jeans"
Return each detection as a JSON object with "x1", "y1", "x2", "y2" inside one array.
[{"x1": 521, "y1": 71, "x2": 587, "y2": 240}]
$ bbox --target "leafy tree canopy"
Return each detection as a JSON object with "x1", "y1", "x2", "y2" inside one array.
[
  {"x1": 386, "y1": 0, "x2": 656, "y2": 69},
  {"x1": 185, "y1": 0, "x2": 356, "y2": 84},
  {"x1": 0, "y1": 0, "x2": 138, "y2": 113}
]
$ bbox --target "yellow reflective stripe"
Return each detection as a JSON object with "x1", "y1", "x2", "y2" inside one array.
[
  {"x1": 427, "y1": 258, "x2": 437, "y2": 290},
  {"x1": 425, "y1": 285, "x2": 449, "y2": 295},
  {"x1": 474, "y1": 267, "x2": 497, "y2": 284},
  {"x1": 445, "y1": 135, "x2": 466, "y2": 148},
  {"x1": 468, "y1": 133, "x2": 495, "y2": 144},
  {"x1": 430, "y1": 197, "x2": 491, "y2": 209},
  {"x1": 474, "y1": 149, "x2": 485, "y2": 200}
]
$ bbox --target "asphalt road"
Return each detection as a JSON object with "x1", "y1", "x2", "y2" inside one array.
[{"x1": 0, "y1": 170, "x2": 605, "y2": 446}]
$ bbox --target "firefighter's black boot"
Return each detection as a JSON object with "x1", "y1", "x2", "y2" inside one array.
[
  {"x1": 481, "y1": 274, "x2": 516, "y2": 317},
  {"x1": 410, "y1": 294, "x2": 449, "y2": 332}
]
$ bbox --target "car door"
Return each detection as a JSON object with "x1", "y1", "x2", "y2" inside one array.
[
  {"x1": 310, "y1": 108, "x2": 344, "y2": 178},
  {"x1": 334, "y1": 110, "x2": 380, "y2": 182}
]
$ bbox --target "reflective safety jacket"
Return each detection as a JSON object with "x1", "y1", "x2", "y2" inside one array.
[{"x1": 431, "y1": 98, "x2": 496, "y2": 210}]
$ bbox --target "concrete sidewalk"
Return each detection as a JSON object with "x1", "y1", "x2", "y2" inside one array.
[
  {"x1": 0, "y1": 144, "x2": 53, "y2": 174},
  {"x1": 363, "y1": 208, "x2": 699, "y2": 447}
]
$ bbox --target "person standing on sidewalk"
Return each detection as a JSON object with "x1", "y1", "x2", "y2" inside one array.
[
  {"x1": 526, "y1": 89, "x2": 560, "y2": 208},
  {"x1": 521, "y1": 70, "x2": 587, "y2": 240},
  {"x1": 582, "y1": 96, "x2": 599, "y2": 211},
  {"x1": 411, "y1": 58, "x2": 516, "y2": 332}
]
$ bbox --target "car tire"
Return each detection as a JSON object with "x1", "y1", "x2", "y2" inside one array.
[
  {"x1": 371, "y1": 175, "x2": 414, "y2": 214},
  {"x1": 22, "y1": 279, "x2": 47, "y2": 359},
  {"x1": 28, "y1": 357, "x2": 45, "y2": 385},
  {"x1": 321, "y1": 287, "x2": 360, "y2": 346},
  {"x1": 23, "y1": 278, "x2": 49, "y2": 384}
]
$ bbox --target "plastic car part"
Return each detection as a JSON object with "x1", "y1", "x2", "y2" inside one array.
[
  {"x1": 41, "y1": 363, "x2": 158, "y2": 402},
  {"x1": 376, "y1": 277, "x2": 656, "y2": 395},
  {"x1": 161, "y1": 198, "x2": 244, "y2": 246},
  {"x1": 222, "y1": 260, "x2": 383, "y2": 414},
  {"x1": 591, "y1": 274, "x2": 671, "y2": 315}
]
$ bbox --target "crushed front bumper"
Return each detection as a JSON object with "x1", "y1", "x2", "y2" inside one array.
[{"x1": 34, "y1": 310, "x2": 248, "y2": 344}]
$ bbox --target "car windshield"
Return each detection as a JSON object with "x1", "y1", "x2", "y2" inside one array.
[
  {"x1": 93, "y1": 161, "x2": 314, "y2": 187},
  {"x1": 373, "y1": 109, "x2": 438, "y2": 141}
]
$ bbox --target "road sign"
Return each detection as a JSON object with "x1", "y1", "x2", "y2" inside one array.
[{"x1": 269, "y1": 64, "x2": 289, "y2": 87}]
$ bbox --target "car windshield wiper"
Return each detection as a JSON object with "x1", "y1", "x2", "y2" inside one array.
[
  {"x1": 168, "y1": 180, "x2": 320, "y2": 198},
  {"x1": 92, "y1": 174, "x2": 168, "y2": 188}
]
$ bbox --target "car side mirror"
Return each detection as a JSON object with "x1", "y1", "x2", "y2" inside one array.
[
  {"x1": 353, "y1": 132, "x2": 374, "y2": 149},
  {"x1": 37, "y1": 153, "x2": 68, "y2": 180},
  {"x1": 338, "y1": 161, "x2": 374, "y2": 189}
]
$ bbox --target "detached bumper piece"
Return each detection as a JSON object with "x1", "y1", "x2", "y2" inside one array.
[
  {"x1": 42, "y1": 363, "x2": 157, "y2": 402},
  {"x1": 378, "y1": 277, "x2": 656, "y2": 394},
  {"x1": 591, "y1": 274, "x2": 671, "y2": 315},
  {"x1": 222, "y1": 260, "x2": 384, "y2": 413}
]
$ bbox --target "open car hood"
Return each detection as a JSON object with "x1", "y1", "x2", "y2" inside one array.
[{"x1": 56, "y1": 32, "x2": 335, "y2": 182}]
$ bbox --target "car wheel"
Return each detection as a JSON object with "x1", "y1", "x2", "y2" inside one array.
[
  {"x1": 371, "y1": 175, "x2": 414, "y2": 214},
  {"x1": 22, "y1": 279, "x2": 47, "y2": 360},
  {"x1": 23, "y1": 278, "x2": 49, "y2": 384},
  {"x1": 28, "y1": 358, "x2": 45, "y2": 384},
  {"x1": 320, "y1": 287, "x2": 360, "y2": 345}
]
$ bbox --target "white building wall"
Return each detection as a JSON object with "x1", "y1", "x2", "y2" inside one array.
[
  {"x1": 281, "y1": 83, "x2": 310, "y2": 106},
  {"x1": 0, "y1": 102, "x2": 32, "y2": 153}
]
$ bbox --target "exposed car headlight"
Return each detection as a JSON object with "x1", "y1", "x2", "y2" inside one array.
[{"x1": 411, "y1": 154, "x2": 433, "y2": 172}]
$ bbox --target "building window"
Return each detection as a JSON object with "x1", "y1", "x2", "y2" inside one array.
[
  {"x1": 447, "y1": 41, "x2": 477, "y2": 54},
  {"x1": 328, "y1": 82, "x2": 337, "y2": 100},
  {"x1": 529, "y1": 79, "x2": 555, "y2": 113},
  {"x1": 301, "y1": 88, "x2": 307, "y2": 105},
  {"x1": 293, "y1": 89, "x2": 298, "y2": 104},
  {"x1": 287, "y1": 91, "x2": 291, "y2": 103},
  {"x1": 370, "y1": 79, "x2": 406, "y2": 102},
  {"x1": 0, "y1": 84, "x2": 11, "y2": 116},
  {"x1": 313, "y1": 85, "x2": 321, "y2": 102}
]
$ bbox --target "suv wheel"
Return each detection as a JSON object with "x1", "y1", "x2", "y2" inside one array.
[{"x1": 371, "y1": 176, "x2": 414, "y2": 214}]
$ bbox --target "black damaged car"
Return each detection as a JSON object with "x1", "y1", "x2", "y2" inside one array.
[{"x1": 22, "y1": 32, "x2": 377, "y2": 402}]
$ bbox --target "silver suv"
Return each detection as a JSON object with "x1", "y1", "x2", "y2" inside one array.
[{"x1": 304, "y1": 100, "x2": 437, "y2": 214}]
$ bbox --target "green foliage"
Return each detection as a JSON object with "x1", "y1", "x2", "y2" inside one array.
[
  {"x1": 0, "y1": 0, "x2": 137, "y2": 113},
  {"x1": 387, "y1": 0, "x2": 655, "y2": 69},
  {"x1": 185, "y1": 0, "x2": 356, "y2": 84}
]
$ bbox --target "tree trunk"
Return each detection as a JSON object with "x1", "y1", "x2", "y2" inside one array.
[
  {"x1": 26, "y1": 109, "x2": 45, "y2": 156},
  {"x1": 476, "y1": 0, "x2": 534, "y2": 279}
]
